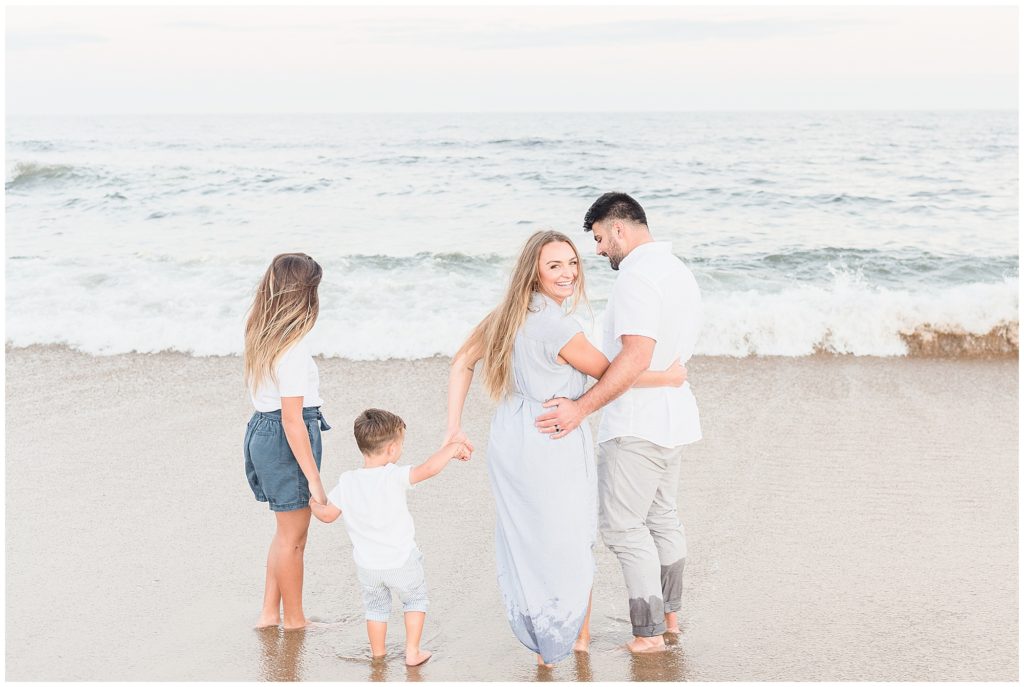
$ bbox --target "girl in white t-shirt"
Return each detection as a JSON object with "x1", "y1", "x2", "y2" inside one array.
[{"x1": 243, "y1": 252, "x2": 331, "y2": 630}]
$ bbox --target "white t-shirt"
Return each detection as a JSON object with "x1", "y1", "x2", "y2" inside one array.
[
  {"x1": 250, "y1": 336, "x2": 323, "y2": 412},
  {"x1": 599, "y1": 241, "x2": 703, "y2": 448},
  {"x1": 327, "y1": 463, "x2": 418, "y2": 570}
]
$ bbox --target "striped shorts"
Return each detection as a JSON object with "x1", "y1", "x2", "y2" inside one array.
[{"x1": 356, "y1": 549, "x2": 429, "y2": 622}]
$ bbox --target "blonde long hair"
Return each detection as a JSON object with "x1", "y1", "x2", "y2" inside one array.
[
  {"x1": 457, "y1": 230, "x2": 588, "y2": 400},
  {"x1": 244, "y1": 253, "x2": 322, "y2": 393}
]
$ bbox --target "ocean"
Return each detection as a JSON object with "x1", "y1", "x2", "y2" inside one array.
[{"x1": 5, "y1": 111, "x2": 1018, "y2": 359}]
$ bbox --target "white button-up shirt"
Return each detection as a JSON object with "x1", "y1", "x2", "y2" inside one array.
[{"x1": 598, "y1": 241, "x2": 703, "y2": 448}]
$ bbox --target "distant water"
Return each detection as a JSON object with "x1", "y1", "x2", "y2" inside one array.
[{"x1": 5, "y1": 112, "x2": 1018, "y2": 358}]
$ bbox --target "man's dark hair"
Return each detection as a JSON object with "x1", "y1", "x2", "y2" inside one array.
[{"x1": 583, "y1": 192, "x2": 648, "y2": 232}]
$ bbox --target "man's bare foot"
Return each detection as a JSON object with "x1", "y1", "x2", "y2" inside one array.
[
  {"x1": 573, "y1": 634, "x2": 591, "y2": 653},
  {"x1": 536, "y1": 654, "x2": 554, "y2": 668},
  {"x1": 626, "y1": 635, "x2": 667, "y2": 654},
  {"x1": 664, "y1": 625, "x2": 681, "y2": 634},
  {"x1": 664, "y1": 611, "x2": 681, "y2": 634},
  {"x1": 406, "y1": 649, "x2": 431, "y2": 666}
]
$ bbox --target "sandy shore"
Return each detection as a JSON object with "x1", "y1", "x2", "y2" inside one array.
[{"x1": 5, "y1": 346, "x2": 1018, "y2": 681}]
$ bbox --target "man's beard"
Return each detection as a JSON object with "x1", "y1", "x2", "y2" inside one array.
[{"x1": 607, "y1": 243, "x2": 624, "y2": 270}]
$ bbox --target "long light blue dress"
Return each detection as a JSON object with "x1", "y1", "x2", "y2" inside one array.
[{"x1": 486, "y1": 291, "x2": 598, "y2": 665}]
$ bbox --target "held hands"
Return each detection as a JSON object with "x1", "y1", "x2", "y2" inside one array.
[
  {"x1": 664, "y1": 358, "x2": 688, "y2": 387},
  {"x1": 309, "y1": 481, "x2": 328, "y2": 507},
  {"x1": 308, "y1": 496, "x2": 330, "y2": 521},
  {"x1": 443, "y1": 426, "x2": 475, "y2": 453},
  {"x1": 445, "y1": 441, "x2": 472, "y2": 462},
  {"x1": 535, "y1": 397, "x2": 585, "y2": 440}
]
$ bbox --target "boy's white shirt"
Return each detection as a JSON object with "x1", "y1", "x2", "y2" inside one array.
[{"x1": 328, "y1": 463, "x2": 418, "y2": 569}]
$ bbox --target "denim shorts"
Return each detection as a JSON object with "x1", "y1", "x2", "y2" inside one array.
[
  {"x1": 244, "y1": 406, "x2": 331, "y2": 512},
  {"x1": 356, "y1": 549, "x2": 429, "y2": 622}
]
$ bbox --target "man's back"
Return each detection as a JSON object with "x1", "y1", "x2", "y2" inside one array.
[{"x1": 599, "y1": 241, "x2": 703, "y2": 448}]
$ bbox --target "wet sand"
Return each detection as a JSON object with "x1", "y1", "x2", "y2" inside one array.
[{"x1": 5, "y1": 346, "x2": 1018, "y2": 681}]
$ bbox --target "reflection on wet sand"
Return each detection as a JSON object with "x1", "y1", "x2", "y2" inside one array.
[
  {"x1": 628, "y1": 643, "x2": 687, "y2": 682},
  {"x1": 572, "y1": 651, "x2": 593, "y2": 681},
  {"x1": 368, "y1": 656, "x2": 388, "y2": 682},
  {"x1": 256, "y1": 627, "x2": 307, "y2": 682}
]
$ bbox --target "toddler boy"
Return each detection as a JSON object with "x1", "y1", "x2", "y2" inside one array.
[{"x1": 309, "y1": 408, "x2": 470, "y2": 666}]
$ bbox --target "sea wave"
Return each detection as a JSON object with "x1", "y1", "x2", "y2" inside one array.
[
  {"x1": 5, "y1": 161, "x2": 95, "y2": 189},
  {"x1": 4, "y1": 254, "x2": 1017, "y2": 360}
]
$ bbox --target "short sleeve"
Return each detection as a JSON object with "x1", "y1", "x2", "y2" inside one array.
[
  {"x1": 276, "y1": 340, "x2": 308, "y2": 398},
  {"x1": 612, "y1": 272, "x2": 660, "y2": 342},
  {"x1": 546, "y1": 314, "x2": 584, "y2": 364},
  {"x1": 389, "y1": 464, "x2": 414, "y2": 491}
]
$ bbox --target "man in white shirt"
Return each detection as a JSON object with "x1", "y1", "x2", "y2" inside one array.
[{"x1": 535, "y1": 192, "x2": 702, "y2": 653}]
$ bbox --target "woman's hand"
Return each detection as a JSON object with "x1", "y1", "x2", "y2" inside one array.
[
  {"x1": 663, "y1": 358, "x2": 688, "y2": 387},
  {"x1": 444, "y1": 427, "x2": 474, "y2": 453}
]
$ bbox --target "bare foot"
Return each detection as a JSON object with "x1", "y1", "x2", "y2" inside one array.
[
  {"x1": 254, "y1": 615, "x2": 280, "y2": 629},
  {"x1": 664, "y1": 625, "x2": 681, "y2": 634},
  {"x1": 282, "y1": 620, "x2": 327, "y2": 631},
  {"x1": 626, "y1": 635, "x2": 667, "y2": 654},
  {"x1": 573, "y1": 635, "x2": 591, "y2": 653},
  {"x1": 536, "y1": 654, "x2": 554, "y2": 668},
  {"x1": 406, "y1": 649, "x2": 432, "y2": 666}
]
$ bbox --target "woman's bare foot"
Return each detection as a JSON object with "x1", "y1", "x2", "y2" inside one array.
[
  {"x1": 254, "y1": 614, "x2": 280, "y2": 629},
  {"x1": 283, "y1": 619, "x2": 328, "y2": 631},
  {"x1": 573, "y1": 634, "x2": 591, "y2": 653},
  {"x1": 536, "y1": 654, "x2": 555, "y2": 668},
  {"x1": 626, "y1": 635, "x2": 667, "y2": 654},
  {"x1": 406, "y1": 649, "x2": 432, "y2": 666}
]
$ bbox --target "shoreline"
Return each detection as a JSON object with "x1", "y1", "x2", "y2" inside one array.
[{"x1": 5, "y1": 338, "x2": 1020, "y2": 362}]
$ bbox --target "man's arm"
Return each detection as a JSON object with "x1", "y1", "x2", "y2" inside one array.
[{"x1": 535, "y1": 334, "x2": 655, "y2": 439}]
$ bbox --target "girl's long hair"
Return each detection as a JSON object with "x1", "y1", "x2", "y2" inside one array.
[
  {"x1": 244, "y1": 253, "x2": 322, "y2": 393},
  {"x1": 457, "y1": 230, "x2": 588, "y2": 400}
]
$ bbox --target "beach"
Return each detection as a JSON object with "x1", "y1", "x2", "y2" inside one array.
[{"x1": 5, "y1": 345, "x2": 1018, "y2": 681}]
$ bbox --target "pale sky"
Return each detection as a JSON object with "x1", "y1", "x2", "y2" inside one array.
[{"x1": 5, "y1": 5, "x2": 1019, "y2": 114}]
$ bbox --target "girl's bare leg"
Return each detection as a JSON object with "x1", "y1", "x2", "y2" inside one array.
[
  {"x1": 272, "y1": 508, "x2": 312, "y2": 629},
  {"x1": 256, "y1": 544, "x2": 282, "y2": 627}
]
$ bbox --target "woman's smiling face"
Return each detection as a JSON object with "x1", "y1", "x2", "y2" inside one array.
[{"x1": 536, "y1": 240, "x2": 579, "y2": 304}]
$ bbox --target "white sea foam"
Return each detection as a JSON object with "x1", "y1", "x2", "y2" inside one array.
[{"x1": 5, "y1": 256, "x2": 1017, "y2": 359}]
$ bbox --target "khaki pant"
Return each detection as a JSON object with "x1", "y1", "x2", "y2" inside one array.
[{"x1": 597, "y1": 436, "x2": 687, "y2": 637}]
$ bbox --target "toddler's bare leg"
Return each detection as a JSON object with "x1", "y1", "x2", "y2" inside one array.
[
  {"x1": 367, "y1": 621, "x2": 388, "y2": 658},
  {"x1": 403, "y1": 612, "x2": 431, "y2": 666}
]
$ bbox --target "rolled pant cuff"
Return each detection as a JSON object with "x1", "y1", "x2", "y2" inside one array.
[
  {"x1": 664, "y1": 602, "x2": 682, "y2": 613},
  {"x1": 633, "y1": 621, "x2": 666, "y2": 637}
]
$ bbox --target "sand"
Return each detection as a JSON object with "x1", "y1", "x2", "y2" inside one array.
[{"x1": 5, "y1": 346, "x2": 1018, "y2": 681}]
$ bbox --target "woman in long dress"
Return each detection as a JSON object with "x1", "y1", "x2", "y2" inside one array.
[{"x1": 445, "y1": 230, "x2": 686, "y2": 666}]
